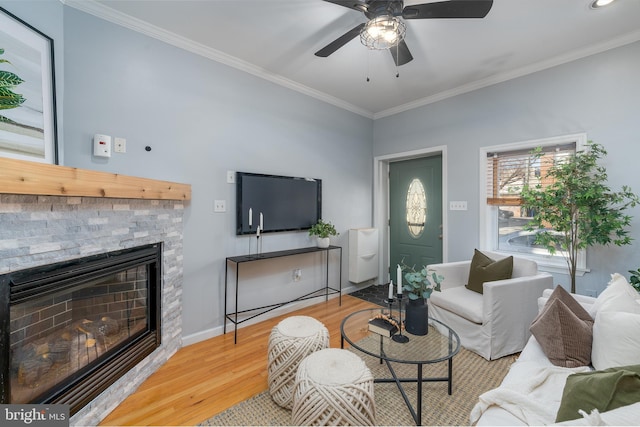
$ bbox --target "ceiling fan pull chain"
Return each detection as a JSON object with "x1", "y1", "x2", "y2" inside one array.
[
  {"x1": 366, "y1": 48, "x2": 371, "y2": 82},
  {"x1": 395, "y1": 44, "x2": 400, "y2": 78}
]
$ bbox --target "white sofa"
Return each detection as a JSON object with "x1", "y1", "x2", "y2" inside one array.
[
  {"x1": 427, "y1": 252, "x2": 553, "y2": 360},
  {"x1": 472, "y1": 279, "x2": 640, "y2": 425}
]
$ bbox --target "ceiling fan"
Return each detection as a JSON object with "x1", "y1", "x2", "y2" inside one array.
[{"x1": 315, "y1": 0, "x2": 493, "y2": 66}]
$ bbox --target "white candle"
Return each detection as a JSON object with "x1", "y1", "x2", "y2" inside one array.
[
  {"x1": 260, "y1": 212, "x2": 264, "y2": 230},
  {"x1": 388, "y1": 280, "x2": 394, "y2": 299},
  {"x1": 248, "y1": 208, "x2": 253, "y2": 227},
  {"x1": 397, "y1": 264, "x2": 402, "y2": 294},
  {"x1": 256, "y1": 226, "x2": 260, "y2": 238}
]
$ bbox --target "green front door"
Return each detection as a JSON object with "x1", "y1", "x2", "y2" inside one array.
[{"x1": 389, "y1": 155, "x2": 443, "y2": 277}]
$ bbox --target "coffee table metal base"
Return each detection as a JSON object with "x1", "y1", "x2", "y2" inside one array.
[
  {"x1": 340, "y1": 309, "x2": 460, "y2": 426},
  {"x1": 374, "y1": 355, "x2": 453, "y2": 425}
]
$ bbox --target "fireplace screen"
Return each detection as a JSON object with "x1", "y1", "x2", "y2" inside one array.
[{"x1": 1, "y1": 244, "x2": 161, "y2": 414}]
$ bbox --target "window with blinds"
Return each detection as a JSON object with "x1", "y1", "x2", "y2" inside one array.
[
  {"x1": 480, "y1": 133, "x2": 586, "y2": 267},
  {"x1": 486, "y1": 143, "x2": 575, "y2": 206}
]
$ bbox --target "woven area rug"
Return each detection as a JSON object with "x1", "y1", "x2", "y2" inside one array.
[{"x1": 200, "y1": 337, "x2": 516, "y2": 426}]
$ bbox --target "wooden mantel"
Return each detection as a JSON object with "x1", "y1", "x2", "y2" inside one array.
[{"x1": 0, "y1": 158, "x2": 191, "y2": 200}]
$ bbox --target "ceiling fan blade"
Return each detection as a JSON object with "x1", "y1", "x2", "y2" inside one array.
[
  {"x1": 321, "y1": 0, "x2": 369, "y2": 13},
  {"x1": 315, "y1": 23, "x2": 366, "y2": 57},
  {"x1": 403, "y1": 0, "x2": 493, "y2": 19},
  {"x1": 390, "y1": 40, "x2": 413, "y2": 66}
]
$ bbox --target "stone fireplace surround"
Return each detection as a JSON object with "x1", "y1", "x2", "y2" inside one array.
[{"x1": 0, "y1": 161, "x2": 188, "y2": 426}]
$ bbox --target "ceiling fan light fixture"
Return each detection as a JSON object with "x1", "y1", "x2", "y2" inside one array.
[
  {"x1": 590, "y1": 0, "x2": 616, "y2": 8},
  {"x1": 360, "y1": 15, "x2": 406, "y2": 50}
]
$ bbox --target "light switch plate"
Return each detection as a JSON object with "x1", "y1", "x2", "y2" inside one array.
[
  {"x1": 226, "y1": 171, "x2": 235, "y2": 184},
  {"x1": 449, "y1": 201, "x2": 468, "y2": 211}
]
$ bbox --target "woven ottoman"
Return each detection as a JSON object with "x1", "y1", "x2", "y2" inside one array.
[
  {"x1": 268, "y1": 315, "x2": 329, "y2": 409},
  {"x1": 292, "y1": 348, "x2": 376, "y2": 426}
]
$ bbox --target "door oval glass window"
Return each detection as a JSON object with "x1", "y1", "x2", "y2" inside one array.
[{"x1": 406, "y1": 178, "x2": 427, "y2": 238}]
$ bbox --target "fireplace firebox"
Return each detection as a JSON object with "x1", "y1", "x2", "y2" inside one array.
[{"x1": 0, "y1": 243, "x2": 162, "y2": 415}]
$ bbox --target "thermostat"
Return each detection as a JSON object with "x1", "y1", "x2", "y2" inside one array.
[{"x1": 93, "y1": 134, "x2": 112, "y2": 158}]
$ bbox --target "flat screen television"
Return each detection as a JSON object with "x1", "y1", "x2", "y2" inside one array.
[{"x1": 236, "y1": 172, "x2": 322, "y2": 235}]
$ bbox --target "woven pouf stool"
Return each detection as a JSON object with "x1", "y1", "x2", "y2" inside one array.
[
  {"x1": 292, "y1": 348, "x2": 376, "y2": 426},
  {"x1": 268, "y1": 315, "x2": 330, "y2": 409}
]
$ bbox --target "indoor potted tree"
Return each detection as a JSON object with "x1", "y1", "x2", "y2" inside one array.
[
  {"x1": 521, "y1": 141, "x2": 639, "y2": 293},
  {"x1": 401, "y1": 263, "x2": 443, "y2": 335},
  {"x1": 308, "y1": 219, "x2": 338, "y2": 248}
]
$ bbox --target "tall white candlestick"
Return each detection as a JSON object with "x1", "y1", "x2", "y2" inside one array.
[
  {"x1": 388, "y1": 280, "x2": 394, "y2": 300},
  {"x1": 397, "y1": 264, "x2": 402, "y2": 294},
  {"x1": 248, "y1": 208, "x2": 252, "y2": 227},
  {"x1": 260, "y1": 212, "x2": 264, "y2": 230},
  {"x1": 256, "y1": 226, "x2": 260, "y2": 238}
]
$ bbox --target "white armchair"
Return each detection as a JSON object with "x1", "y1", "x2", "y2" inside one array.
[{"x1": 427, "y1": 252, "x2": 553, "y2": 360}]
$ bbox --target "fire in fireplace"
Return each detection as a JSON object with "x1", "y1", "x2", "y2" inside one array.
[{"x1": 1, "y1": 243, "x2": 162, "y2": 415}]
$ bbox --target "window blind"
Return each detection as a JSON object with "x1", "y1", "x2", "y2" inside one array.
[{"x1": 486, "y1": 143, "x2": 575, "y2": 206}]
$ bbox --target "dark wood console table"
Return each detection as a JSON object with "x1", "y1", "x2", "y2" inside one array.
[{"x1": 224, "y1": 245, "x2": 342, "y2": 343}]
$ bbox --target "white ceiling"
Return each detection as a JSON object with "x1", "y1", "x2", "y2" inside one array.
[{"x1": 67, "y1": 0, "x2": 640, "y2": 118}]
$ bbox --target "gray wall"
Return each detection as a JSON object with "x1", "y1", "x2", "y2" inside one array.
[
  {"x1": 61, "y1": 8, "x2": 375, "y2": 340},
  {"x1": 1, "y1": 1, "x2": 374, "y2": 341},
  {"x1": 374, "y1": 41, "x2": 640, "y2": 294}
]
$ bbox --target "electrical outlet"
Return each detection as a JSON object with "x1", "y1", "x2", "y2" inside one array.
[
  {"x1": 226, "y1": 171, "x2": 235, "y2": 184},
  {"x1": 293, "y1": 268, "x2": 302, "y2": 282},
  {"x1": 214, "y1": 200, "x2": 226, "y2": 212},
  {"x1": 449, "y1": 201, "x2": 468, "y2": 211}
]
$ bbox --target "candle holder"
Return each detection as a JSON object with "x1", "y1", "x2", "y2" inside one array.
[
  {"x1": 392, "y1": 293, "x2": 409, "y2": 343},
  {"x1": 256, "y1": 234, "x2": 262, "y2": 257},
  {"x1": 383, "y1": 296, "x2": 394, "y2": 316}
]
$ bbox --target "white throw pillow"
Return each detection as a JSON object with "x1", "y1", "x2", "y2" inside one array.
[
  {"x1": 591, "y1": 311, "x2": 640, "y2": 370},
  {"x1": 609, "y1": 272, "x2": 640, "y2": 299},
  {"x1": 588, "y1": 273, "x2": 639, "y2": 318}
]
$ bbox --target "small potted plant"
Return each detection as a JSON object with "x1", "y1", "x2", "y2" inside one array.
[
  {"x1": 308, "y1": 219, "x2": 338, "y2": 248},
  {"x1": 401, "y1": 263, "x2": 443, "y2": 335},
  {"x1": 402, "y1": 264, "x2": 443, "y2": 301}
]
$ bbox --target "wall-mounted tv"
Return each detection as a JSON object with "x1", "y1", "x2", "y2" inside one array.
[{"x1": 236, "y1": 172, "x2": 322, "y2": 235}]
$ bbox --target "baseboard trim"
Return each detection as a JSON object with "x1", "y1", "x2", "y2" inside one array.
[{"x1": 181, "y1": 287, "x2": 357, "y2": 347}]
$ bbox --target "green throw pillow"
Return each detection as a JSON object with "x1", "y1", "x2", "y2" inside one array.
[
  {"x1": 465, "y1": 249, "x2": 513, "y2": 294},
  {"x1": 556, "y1": 364, "x2": 640, "y2": 422}
]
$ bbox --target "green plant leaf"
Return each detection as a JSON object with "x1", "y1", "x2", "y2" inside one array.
[
  {"x1": 308, "y1": 219, "x2": 338, "y2": 238},
  {"x1": 0, "y1": 87, "x2": 25, "y2": 106},
  {"x1": 0, "y1": 70, "x2": 24, "y2": 87},
  {"x1": 0, "y1": 115, "x2": 19, "y2": 124},
  {"x1": 399, "y1": 262, "x2": 443, "y2": 299}
]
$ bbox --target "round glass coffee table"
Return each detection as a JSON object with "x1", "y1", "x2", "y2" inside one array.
[{"x1": 340, "y1": 307, "x2": 460, "y2": 425}]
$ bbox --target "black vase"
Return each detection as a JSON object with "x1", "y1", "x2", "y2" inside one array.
[{"x1": 405, "y1": 297, "x2": 429, "y2": 335}]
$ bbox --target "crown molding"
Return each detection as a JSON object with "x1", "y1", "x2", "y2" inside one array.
[
  {"x1": 374, "y1": 28, "x2": 640, "y2": 119},
  {"x1": 62, "y1": 0, "x2": 640, "y2": 121},
  {"x1": 61, "y1": 0, "x2": 374, "y2": 119}
]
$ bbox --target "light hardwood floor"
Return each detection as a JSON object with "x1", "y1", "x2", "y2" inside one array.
[{"x1": 99, "y1": 295, "x2": 379, "y2": 426}]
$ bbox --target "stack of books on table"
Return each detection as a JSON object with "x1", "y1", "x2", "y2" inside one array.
[{"x1": 368, "y1": 317, "x2": 398, "y2": 337}]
